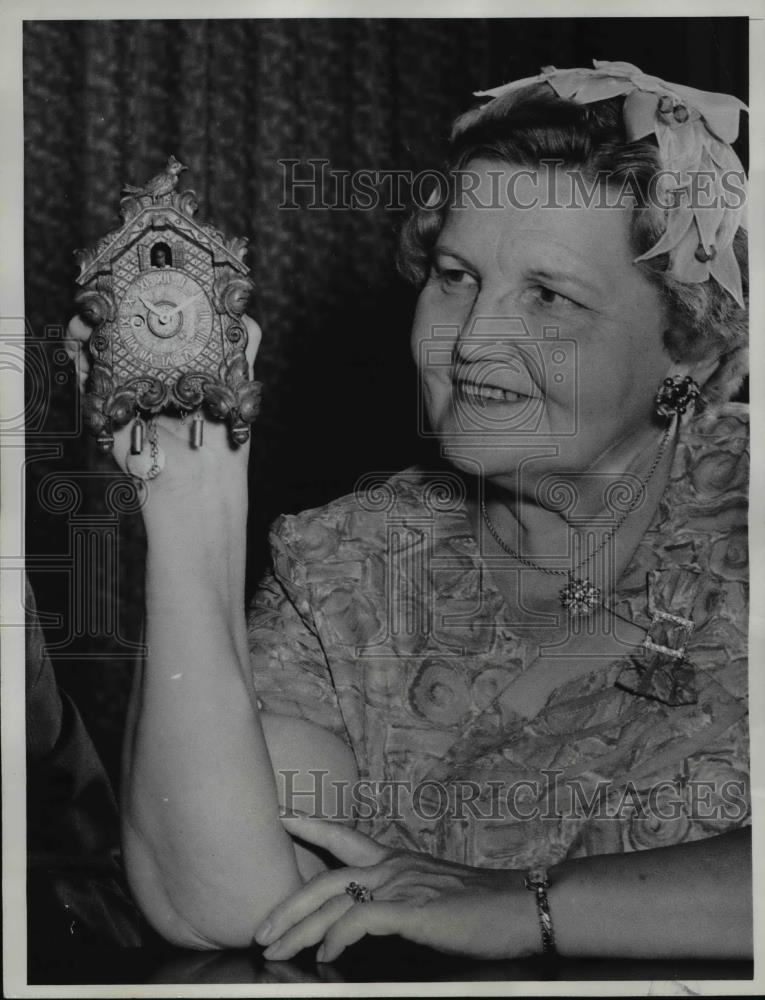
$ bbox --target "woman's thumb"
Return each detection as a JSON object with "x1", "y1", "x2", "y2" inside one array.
[{"x1": 64, "y1": 316, "x2": 92, "y2": 393}]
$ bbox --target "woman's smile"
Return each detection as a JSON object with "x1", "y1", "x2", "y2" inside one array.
[{"x1": 453, "y1": 377, "x2": 529, "y2": 405}]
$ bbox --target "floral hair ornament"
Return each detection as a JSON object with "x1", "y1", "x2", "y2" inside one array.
[{"x1": 474, "y1": 61, "x2": 748, "y2": 307}]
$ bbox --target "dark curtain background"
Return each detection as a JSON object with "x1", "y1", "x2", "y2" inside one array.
[{"x1": 24, "y1": 18, "x2": 748, "y2": 783}]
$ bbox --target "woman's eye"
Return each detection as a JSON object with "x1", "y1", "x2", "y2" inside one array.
[
  {"x1": 532, "y1": 285, "x2": 581, "y2": 310},
  {"x1": 431, "y1": 265, "x2": 478, "y2": 292}
]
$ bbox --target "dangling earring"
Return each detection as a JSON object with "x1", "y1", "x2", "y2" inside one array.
[{"x1": 654, "y1": 375, "x2": 700, "y2": 419}]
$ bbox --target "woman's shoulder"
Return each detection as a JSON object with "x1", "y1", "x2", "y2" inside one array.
[{"x1": 268, "y1": 466, "x2": 464, "y2": 565}]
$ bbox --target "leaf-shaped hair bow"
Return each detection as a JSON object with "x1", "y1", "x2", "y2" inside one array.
[{"x1": 474, "y1": 61, "x2": 748, "y2": 307}]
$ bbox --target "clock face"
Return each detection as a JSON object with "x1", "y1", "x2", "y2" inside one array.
[{"x1": 117, "y1": 268, "x2": 214, "y2": 370}]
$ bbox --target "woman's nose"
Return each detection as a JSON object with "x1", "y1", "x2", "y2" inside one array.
[{"x1": 452, "y1": 310, "x2": 536, "y2": 368}]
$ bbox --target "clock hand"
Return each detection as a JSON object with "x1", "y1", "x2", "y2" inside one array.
[
  {"x1": 163, "y1": 290, "x2": 205, "y2": 319},
  {"x1": 137, "y1": 293, "x2": 170, "y2": 319}
]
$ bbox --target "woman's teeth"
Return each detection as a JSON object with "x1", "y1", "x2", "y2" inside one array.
[{"x1": 456, "y1": 380, "x2": 523, "y2": 402}]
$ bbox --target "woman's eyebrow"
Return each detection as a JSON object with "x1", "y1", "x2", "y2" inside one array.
[
  {"x1": 432, "y1": 245, "x2": 476, "y2": 269},
  {"x1": 433, "y1": 249, "x2": 604, "y2": 293},
  {"x1": 528, "y1": 266, "x2": 602, "y2": 294}
]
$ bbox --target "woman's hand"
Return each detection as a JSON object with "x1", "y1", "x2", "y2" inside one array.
[
  {"x1": 63, "y1": 314, "x2": 262, "y2": 504},
  {"x1": 254, "y1": 815, "x2": 538, "y2": 963}
]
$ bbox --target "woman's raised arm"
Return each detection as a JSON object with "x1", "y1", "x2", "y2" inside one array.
[
  {"x1": 65, "y1": 314, "x2": 348, "y2": 949},
  {"x1": 120, "y1": 461, "x2": 303, "y2": 948}
]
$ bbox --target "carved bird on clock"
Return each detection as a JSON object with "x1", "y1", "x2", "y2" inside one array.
[{"x1": 122, "y1": 155, "x2": 188, "y2": 199}]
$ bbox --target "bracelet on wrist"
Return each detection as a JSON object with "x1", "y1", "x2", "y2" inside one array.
[{"x1": 524, "y1": 867, "x2": 557, "y2": 955}]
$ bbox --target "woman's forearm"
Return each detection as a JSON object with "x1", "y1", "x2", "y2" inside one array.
[
  {"x1": 121, "y1": 480, "x2": 301, "y2": 949},
  {"x1": 547, "y1": 828, "x2": 752, "y2": 959}
]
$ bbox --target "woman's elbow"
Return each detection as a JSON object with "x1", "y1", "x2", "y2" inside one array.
[{"x1": 122, "y1": 827, "x2": 282, "y2": 951}]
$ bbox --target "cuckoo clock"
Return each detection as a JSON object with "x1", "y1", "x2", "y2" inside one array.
[{"x1": 73, "y1": 156, "x2": 260, "y2": 476}]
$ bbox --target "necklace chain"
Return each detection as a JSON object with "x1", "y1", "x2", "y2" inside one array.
[{"x1": 480, "y1": 425, "x2": 673, "y2": 580}]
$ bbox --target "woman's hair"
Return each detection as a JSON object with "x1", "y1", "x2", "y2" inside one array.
[{"x1": 398, "y1": 84, "x2": 748, "y2": 407}]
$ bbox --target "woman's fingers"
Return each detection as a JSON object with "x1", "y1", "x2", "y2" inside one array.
[
  {"x1": 255, "y1": 817, "x2": 395, "y2": 947},
  {"x1": 279, "y1": 814, "x2": 391, "y2": 867},
  {"x1": 241, "y1": 314, "x2": 262, "y2": 370},
  {"x1": 261, "y1": 894, "x2": 354, "y2": 960},
  {"x1": 317, "y1": 901, "x2": 418, "y2": 963},
  {"x1": 64, "y1": 315, "x2": 92, "y2": 350},
  {"x1": 64, "y1": 316, "x2": 93, "y2": 392},
  {"x1": 255, "y1": 858, "x2": 389, "y2": 946}
]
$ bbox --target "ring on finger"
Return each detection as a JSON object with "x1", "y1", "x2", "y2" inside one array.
[{"x1": 344, "y1": 881, "x2": 374, "y2": 904}]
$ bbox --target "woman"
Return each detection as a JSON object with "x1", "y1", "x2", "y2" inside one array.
[{"x1": 67, "y1": 61, "x2": 751, "y2": 962}]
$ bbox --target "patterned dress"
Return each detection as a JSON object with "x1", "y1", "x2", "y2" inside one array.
[{"x1": 248, "y1": 404, "x2": 749, "y2": 869}]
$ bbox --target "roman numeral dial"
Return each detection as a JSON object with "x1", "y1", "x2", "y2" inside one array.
[{"x1": 118, "y1": 268, "x2": 214, "y2": 369}]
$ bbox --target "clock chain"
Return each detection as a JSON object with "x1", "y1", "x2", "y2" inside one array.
[{"x1": 125, "y1": 417, "x2": 165, "y2": 481}]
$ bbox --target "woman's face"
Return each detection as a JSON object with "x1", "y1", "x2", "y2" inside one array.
[{"x1": 412, "y1": 160, "x2": 684, "y2": 493}]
